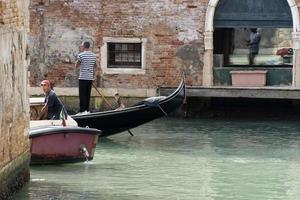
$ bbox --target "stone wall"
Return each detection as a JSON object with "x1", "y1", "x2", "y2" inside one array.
[
  {"x1": 29, "y1": 0, "x2": 207, "y2": 88},
  {"x1": 0, "y1": 0, "x2": 30, "y2": 199}
]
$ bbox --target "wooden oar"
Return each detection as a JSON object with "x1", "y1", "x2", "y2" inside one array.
[
  {"x1": 92, "y1": 83, "x2": 134, "y2": 136},
  {"x1": 92, "y1": 83, "x2": 113, "y2": 109},
  {"x1": 127, "y1": 129, "x2": 134, "y2": 136}
]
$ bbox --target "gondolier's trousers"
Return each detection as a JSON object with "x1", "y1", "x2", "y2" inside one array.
[{"x1": 79, "y1": 80, "x2": 93, "y2": 112}]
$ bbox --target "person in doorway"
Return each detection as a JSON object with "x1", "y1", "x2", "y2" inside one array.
[
  {"x1": 247, "y1": 28, "x2": 261, "y2": 65},
  {"x1": 40, "y1": 80, "x2": 67, "y2": 120},
  {"x1": 114, "y1": 92, "x2": 125, "y2": 110},
  {"x1": 75, "y1": 41, "x2": 98, "y2": 115}
]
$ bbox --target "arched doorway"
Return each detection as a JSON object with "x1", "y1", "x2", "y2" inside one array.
[{"x1": 203, "y1": 0, "x2": 300, "y2": 87}]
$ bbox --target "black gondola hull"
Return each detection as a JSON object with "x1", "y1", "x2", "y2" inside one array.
[{"x1": 72, "y1": 78, "x2": 185, "y2": 137}]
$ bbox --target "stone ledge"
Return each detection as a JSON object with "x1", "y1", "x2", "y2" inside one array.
[
  {"x1": 160, "y1": 86, "x2": 300, "y2": 99},
  {"x1": 0, "y1": 150, "x2": 30, "y2": 199}
]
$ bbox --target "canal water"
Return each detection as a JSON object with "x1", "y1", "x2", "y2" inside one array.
[{"x1": 14, "y1": 118, "x2": 300, "y2": 200}]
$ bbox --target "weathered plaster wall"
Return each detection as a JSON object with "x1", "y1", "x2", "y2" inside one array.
[
  {"x1": 29, "y1": 0, "x2": 208, "y2": 88},
  {"x1": 0, "y1": 0, "x2": 30, "y2": 198}
]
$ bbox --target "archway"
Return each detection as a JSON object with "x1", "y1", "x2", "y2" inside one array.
[{"x1": 203, "y1": 0, "x2": 300, "y2": 87}]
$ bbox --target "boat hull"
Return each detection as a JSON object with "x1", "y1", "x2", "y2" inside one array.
[
  {"x1": 72, "y1": 77, "x2": 186, "y2": 137},
  {"x1": 30, "y1": 126, "x2": 100, "y2": 165}
]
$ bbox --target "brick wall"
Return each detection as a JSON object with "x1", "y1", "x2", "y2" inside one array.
[
  {"x1": 29, "y1": 0, "x2": 300, "y2": 89},
  {"x1": 29, "y1": 0, "x2": 207, "y2": 88},
  {"x1": 0, "y1": 0, "x2": 30, "y2": 198}
]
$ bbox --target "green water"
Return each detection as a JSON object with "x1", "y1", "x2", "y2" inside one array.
[{"x1": 14, "y1": 118, "x2": 300, "y2": 200}]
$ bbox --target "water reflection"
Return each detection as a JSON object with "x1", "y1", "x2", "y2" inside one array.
[{"x1": 14, "y1": 118, "x2": 300, "y2": 200}]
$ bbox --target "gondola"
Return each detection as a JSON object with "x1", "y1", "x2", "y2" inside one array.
[{"x1": 71, "y1": 76, "x2": 186, "y2": 137}]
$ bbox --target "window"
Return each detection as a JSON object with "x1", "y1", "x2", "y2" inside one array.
[
  {"x1": 101, "y1": 37, "x2": 147, "y2": 74},
  {"x1": 108, "y1": 43, "x2": 142, "y2": 68}
]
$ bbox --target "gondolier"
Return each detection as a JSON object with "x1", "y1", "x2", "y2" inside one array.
[{"x1": 75, "y1": 41, "x2": 98, "y2": 115}]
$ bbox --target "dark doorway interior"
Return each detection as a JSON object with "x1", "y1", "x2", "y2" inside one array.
[{"x1": 213, "y1": 28, "x2": 234, "y2": 66}]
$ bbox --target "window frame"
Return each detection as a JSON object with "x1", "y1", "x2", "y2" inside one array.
[
  {"x1": 107, "y1": 42, "x2": 142, "y2": 68},
  {"x1": 101, "y1": 37, "x2": 147, "y2": 74}
]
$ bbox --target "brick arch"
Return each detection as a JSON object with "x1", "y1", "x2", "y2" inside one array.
[{"x1": 202, "y1": 0, "x2": 300, "y2": 87}]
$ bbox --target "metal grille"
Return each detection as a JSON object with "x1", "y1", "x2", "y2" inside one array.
[{"x1": 108, "y1": 43, "x2": 142, "y2": 68}]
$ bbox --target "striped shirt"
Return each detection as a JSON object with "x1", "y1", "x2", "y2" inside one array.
[{"x1": 77, "y1": 51, "x2": 96, "y2": 80}]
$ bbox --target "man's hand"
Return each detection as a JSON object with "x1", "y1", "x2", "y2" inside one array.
[
  {"x1": 38, "y1": 105, "x2": 48, "y2": 120},
  {"x1": 94, "y1": 62, "x2": 101, "y2": 77},
  {"x1": 94, "y1": 68, "x2": 101, "y2": 81},
  {"x1": 41, "y1": 105, "x2": 47, "y2": 113},
  {"x1": 75, "y1": 60, "x2": 80, "y2": 69},
  {"x1": 245, "y1": 39, "x2": 250, "y2": 46},
  {"x1": 95, "y1": 68, "x2": 101, "y2": 77}
]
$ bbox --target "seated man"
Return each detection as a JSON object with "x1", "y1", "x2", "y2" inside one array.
[
  {"x1": 114, "y1": 92, "x2": 125, "y2": 110},
  {"x1": 40, "y1": 80, "x2": 67, "y2": 120}
]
